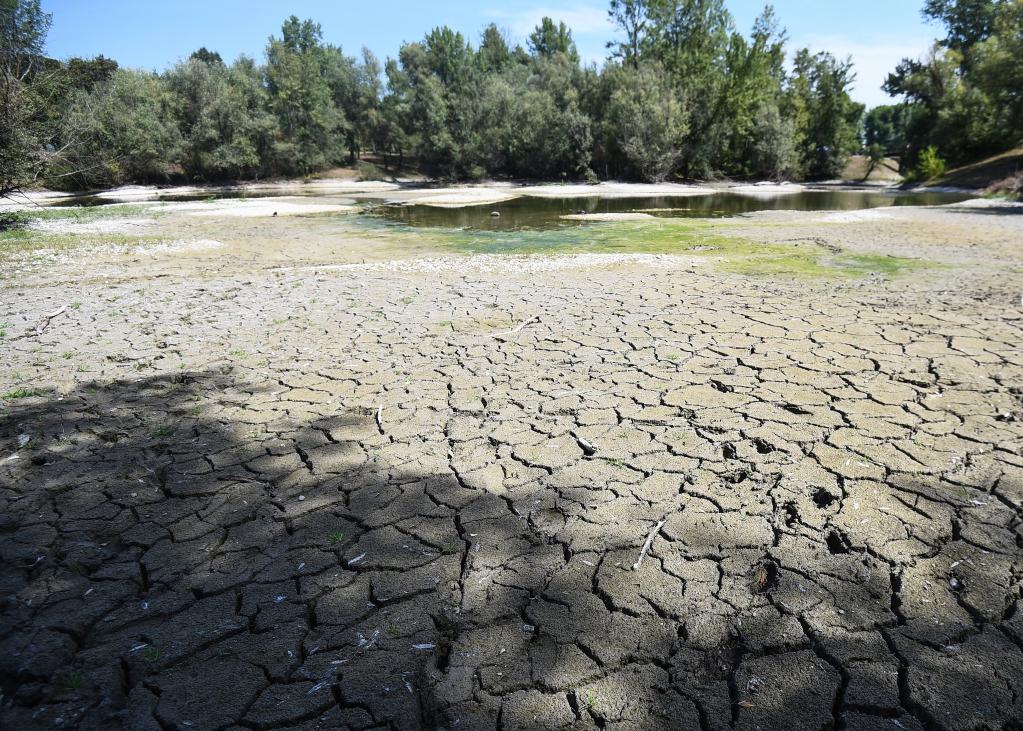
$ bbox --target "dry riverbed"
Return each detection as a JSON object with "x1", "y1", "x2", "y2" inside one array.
[{"x1": 1, "y1": 188, "x2": 1023, "y2": 730}]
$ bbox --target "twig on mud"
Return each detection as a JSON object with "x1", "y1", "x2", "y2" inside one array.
[
  {"x1": 632, "y1": 519, "x2": 666, "y2": 571},
  {"x1": 34, "y1": 305, "x2": 68, "y2": 334},
  {"x1": 375, "y1": 405, "x2": 383, "y2": 434},
  {"x1": 492, "y1": 315, "x2": 540, "y2": 340}
]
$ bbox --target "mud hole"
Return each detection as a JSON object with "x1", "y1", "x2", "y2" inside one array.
[{"x1": 1, "y1": 200, "x2": 1023, "y2": 730}]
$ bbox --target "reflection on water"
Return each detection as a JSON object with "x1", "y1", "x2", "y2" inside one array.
[
  {"x1": 49, "y1": 186, "x2": 971, "y2": 232},
  {"x1": 374, "y1": 190, "x2": 970, "y2": 231}
]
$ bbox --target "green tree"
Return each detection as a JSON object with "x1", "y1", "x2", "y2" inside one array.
[
  {"x1": 64, "y1": 55, "x2": 118, "y2": 91},
  {"x1": 528, "y1": 18, "x2": 579, "y2": 62},
  {"x1": 606, "y1": 63, "x2": 688, "y2": 181},
  {"x1": 749, "y1": 101, "x2": 797, "y2": 179},
  {"x1": 264, "y1": 16, "x2": 347, "y2": 174},
  {"x1": 477, "y1": 24, "x2": 513, "y2": 73},
  {"x1": 65, "y1": 68, "x2": 182, "y2": 187},
  {"x1": 787, "y1": 49, "x2": 863, "y2": 179},
  {"x1": 607, "y1": 0, "x2": 649, "y2": 68},
  {"x1": 883, "y1": 0, "x2": 1022, "y2": 167},
  {"x1": 862, "y1": 104, "x2": 910, "y2": 156},
  {"x1": 166, "y1": 55, "x2": 277, "y2": 180},
  {"x1": 0, "y1": 0, "x2": 56, "y2": 196},
  {"x1": 716, "y1": 7, "x2": 789, "y2": 177},
  {"x1": 189, "y1": 47, "x2": 224, "y2": 66},
  {"x1": 924, "y1": 0, "x2": 998, "y2": 53}
]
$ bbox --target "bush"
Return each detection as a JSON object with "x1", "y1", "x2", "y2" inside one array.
[
  {"x1": 0, "y1": 210, "x2": 28, "y2": 231},
  {"x1": 915, "y1": 146, "x2": 947, "y2": 181},
  {"x1": 355, "y1": 161, "x2": 387, "y2": 181}
]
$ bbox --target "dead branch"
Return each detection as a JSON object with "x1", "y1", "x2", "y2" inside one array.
[
  {"x1": 632, "y1": 519, "x2": 666, "y2": 571},
  {"x1": 492, "y1": 315, "x2": 540, "y2": 340},
  {"x1": 34, "y1": 304, "x2": 68, "y2": 334}
]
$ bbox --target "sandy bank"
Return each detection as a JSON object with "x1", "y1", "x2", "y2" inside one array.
[
  {"x1": 518, "y1": 182, "x2": 708, "y2": 198},
  {"x1": 727, "y1": 182, "x2": 806, "y2": 198},
  {"x1": 391, "y1": 188, "x2": 520, "y2": 208},
  {"x1": 944, "y1": 197, "x2": 1023, "y2": 210},
  {"x1": 167, "y1": 198, "x2": 357, "y2": 218},
  {"x1": 559, "y1": 212, "x2": 655, "y2": 221}
]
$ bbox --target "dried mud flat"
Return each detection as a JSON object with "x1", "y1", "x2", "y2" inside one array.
[{"x1": 2, "y1": 202, "x2": 1023, "y2": 731}]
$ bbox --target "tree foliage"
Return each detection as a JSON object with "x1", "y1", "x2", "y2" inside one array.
[
  {"x1": 1, "y1": 0, "x2": 924, "y2": 191},
  {"x1": 880, "y1": 0, "x2": 1022, "y2": 168},
  {"x1": 0, "y1": 0, "x2": 54, "y2": 195}
]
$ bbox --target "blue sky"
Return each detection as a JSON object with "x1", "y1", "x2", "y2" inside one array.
[{"x1": 41, "y1": 1, "x2": 939, "y2": 108}]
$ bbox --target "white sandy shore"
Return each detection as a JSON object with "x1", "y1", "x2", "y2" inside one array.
[
  {"x1": 30, "y1": 218, "x2": 155, "y2": 234},
  {"x1": 390, "y1": 188, "x2": 520, "y2": 208},
  {"x1": 518, "y1": 182, "x2": 709, "y2": 198},
  {"x1": 93, "y1": 181, "x2": 401, "y2": 201},
  {"x1": 168, "y1": 198, "x2": 356, "y2": 218},
  {"x1": 813, "y1": 209, "x2": 896, "y2": 223},
  {"x1": 945, "y1": 197, "x2": 1023, "y2": 209},
  {"x1": 727, "y1": 182, "x2": 806, "y2": 198},
  {"x1": 560, "y1": 212, "x2": 655, "y2": 221}
]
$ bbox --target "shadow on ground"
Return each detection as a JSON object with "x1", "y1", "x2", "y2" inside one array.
[{"x1": 1, "y1": 369, "x2": 1022, "y2": 730}]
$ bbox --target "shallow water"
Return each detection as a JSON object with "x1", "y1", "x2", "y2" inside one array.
[
  {"x1": 49, "y1": 190, "x2": 323, "y2": 207},
  {"x1": 374, "y1": 190, "x2": 970, "y2": 230}
]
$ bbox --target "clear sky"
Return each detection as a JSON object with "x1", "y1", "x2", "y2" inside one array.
[{"x1": 40, "y1": 1, "x2": 940, "y2": 108}]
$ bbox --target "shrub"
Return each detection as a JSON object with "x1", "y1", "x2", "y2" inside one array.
[
  {"x1": 0, "y1": 210, "x2": 28, "y2": 231},
  {"x1": 356, "y1": 161, "x2": 387, "y2": 181},
  {"x1": 915, "y1": 146, "x2": 947, "y2": 181}
]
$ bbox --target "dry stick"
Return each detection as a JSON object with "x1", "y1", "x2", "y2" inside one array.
[
  {"x1": 34, "y1": 305, "x2": 68, "y2": 335},
  {"x1": 633, "y1": 519, "x2": 666, "y2": 571},
  {"x1": 375, "y1": 405, "x2": 384, "y2": 434},
  {"x1": 492, "y1": 315, "x2": 540, "y2": 340}
]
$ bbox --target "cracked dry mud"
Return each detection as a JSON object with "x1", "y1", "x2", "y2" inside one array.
[{"x1": 2, "y1": 205, "x2": 1023, "y2": 731}]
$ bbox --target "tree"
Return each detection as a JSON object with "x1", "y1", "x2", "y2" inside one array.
[
  {"x1": 749, "y1": 101, "x2": 797, "y2": 180},
  {"x1": 882, "y1": 0, "x2": 1022, "y2": 167},
  {"x1": 606, "y1": 63, "x2": 688, "y2": 181},
  {"x1": 528, "y1": 17, "x2": 579, "y2": 62},
  {"x1": 787, "y1": 50, "x2": 863, "y2": 179},
  {"x1": 716, "y1": 6, "x2": 789, "y2": 176},
  {"x1": 644, "y1": 0, "x2": 731, "y2": 81},
  {"x1": 64, "y1": 55, "x2": 118, "y2": 91},
  {"x1": 607, "y1": 0, "x2": 649, "y2": 67},
  {"x1": 166, "y1": 55, "x2": 277, "y2": 181},
  {"x1": 863, "y1": 104, "x2": 910, "y2": 156},
  {"x1": 477, "y1": 24, "x2": 513, "y2": 73},
  {"x1": 923, "y1": 0, "x2": 998, "y2": 53},
  {"x1": 64, "y1": 68, "x2": 182, "y2": 187},
  {"x1": 0, "y1": 0, "x2": 56, "y2": 197},
  {"x1": 264, "y1": 16, "x2": 347, "y2": 174},
  {"x1": 190, "y1": 47, "x2": 224, "y2": 66}
]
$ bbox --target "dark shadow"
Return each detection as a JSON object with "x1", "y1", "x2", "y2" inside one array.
[
  {"x1": 938, "y1": 202, "x2": 1023, "y2": 216},
  {"x1": 2, "y1": 370, "x2": 1022, "y2": 730}
]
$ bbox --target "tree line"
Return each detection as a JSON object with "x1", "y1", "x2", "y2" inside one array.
[
  {"x1": 864, "y1": 0, "x2": 1022, "y2": 177},
  {"x1": 1, "y1": 0, "x2": 1020, "y2": 195}
]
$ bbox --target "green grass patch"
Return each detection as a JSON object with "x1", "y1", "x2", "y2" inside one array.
[
  {"x1": 354, "y1": 217, "x2": 931, "y2": 279},
  {"x1": 25, "y1": 204, "x2": 150, "y2": 222},
  {"x1": 0, "y1": 229, "x2": 171, "y2": 263},
  {"x1": 3, "y1": 388, "x2": 42, "y2": 400},
  {"x1": 723, "y1": 251, "x2": 931, "y2": 278},
  {"x1": 150, "y1": 422, "x2": 176, "y2": 438}
]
